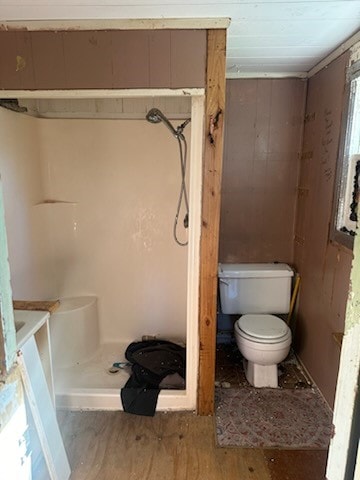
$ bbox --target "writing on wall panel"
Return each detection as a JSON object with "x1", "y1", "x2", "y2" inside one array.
[{"x1": 322, "y1": 108, "x2": 334, "y2": 182}]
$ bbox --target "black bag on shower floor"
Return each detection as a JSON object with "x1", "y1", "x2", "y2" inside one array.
[{"x1": 120, "y1": 340, "x2": 186, "y2": 416}]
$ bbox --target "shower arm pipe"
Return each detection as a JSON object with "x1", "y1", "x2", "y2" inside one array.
[
  {"x1": 176, "y1": 118, "x2": 191, "y2": 138},
  {"x1": 161, "y1": 115, "x2": 178, "y2": 137}
]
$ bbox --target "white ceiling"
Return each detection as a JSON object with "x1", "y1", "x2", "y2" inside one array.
[{"x1": 0, "y1": 1, "x2": 360, "y2": 77}]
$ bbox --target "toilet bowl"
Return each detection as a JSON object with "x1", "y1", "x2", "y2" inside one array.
[{"x1": 235, "y1": 314, "x2": 292, "y2": 388}]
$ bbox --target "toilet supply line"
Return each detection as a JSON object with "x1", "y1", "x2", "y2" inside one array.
[{"x1": 287, "y1": 274, "x2": 301, "y2": 326}]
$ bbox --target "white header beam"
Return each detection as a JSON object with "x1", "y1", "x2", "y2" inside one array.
[
  {"x1": 0, "y1": 18, "x2": 230, "y2": 31},
  {"x1": 0, "y1": 88, "x2": 205, "y2": 99},
  {"x1": 226, "y1": 71, "x2": 307, "y2": 79}
]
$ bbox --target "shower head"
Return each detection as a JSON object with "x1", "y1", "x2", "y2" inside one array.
[
  {"x1": 146, "y1": 108, "x2": 178, "y2": 137},
  {"x1": 146, "y1": 108, "x2": 163, "y2": 124}
]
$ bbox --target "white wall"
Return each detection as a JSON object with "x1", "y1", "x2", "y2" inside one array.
[
  {"x1": 0, "y1": 107, "x2": 55, "y2": 300},
  {"x1": 37, "y1": 118, "x2": 190, "y2": 343},
  {"x1": 0, "y1": 107, "x2": 189, "y2": 344}
]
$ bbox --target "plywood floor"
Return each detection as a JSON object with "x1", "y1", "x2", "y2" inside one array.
[{"x1": 58, "y1": 411, "x2": 327, "y2": 480}]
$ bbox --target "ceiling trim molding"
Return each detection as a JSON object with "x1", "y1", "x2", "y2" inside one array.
[
  {"x1": 308, "y1": 30, "x2": 360, "y2": 78},
  {"x1": 0, "y1": 18, "x2": 230, "y2": 31},
  {"x1": 226, "y1": 71, "x2": 307, "y2": 79}
]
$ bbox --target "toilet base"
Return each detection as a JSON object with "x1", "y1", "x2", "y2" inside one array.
[{"x1": 244, "y1": 359, "x2": 279, "y2": 388}]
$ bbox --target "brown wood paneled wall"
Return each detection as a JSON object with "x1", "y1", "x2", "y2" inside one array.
[
  {"x1": 294, "y1": 53, "x2": 353, "y2": 407},
  {"x1": 219, "y1": 78, "x2": 306, "y2": 264},
  {"x1": 0, "y1": 30, "x2": 206, "y2": 89}
]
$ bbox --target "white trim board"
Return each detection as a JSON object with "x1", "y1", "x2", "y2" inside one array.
[
  {"x1": 308, "y1": 30, "x2": 360, "y2": 78},
  {"x1": 326, "y1": 320, "x2": 360, "y2": 478},
  {"x1": 18, "y1": 336, "x2": 70, "y2": 480},
  {"x1": 0, "y1": 89, "x2": 205, "y2": 99},
  {"x1": 226, "y1": 71, "x2": 308, "y2": 79},
  {"x1": 326, "y1": 232, "x2": 360, "y2": 479},
  {"x1": 0, "y1": 182, "x2": 16, "y2": 372},
  {"x1": 0, "y1": 18, "x2": 230, "y2": 31},
  {"x1": 186, "y1": 94, "x2": 204, "y2": 409}
]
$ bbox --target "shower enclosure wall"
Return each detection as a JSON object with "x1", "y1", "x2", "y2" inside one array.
[{"x1": 0, "y1": 93, "x2": 203, "y2": 410}]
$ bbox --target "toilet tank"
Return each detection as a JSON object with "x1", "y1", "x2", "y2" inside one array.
[{"x1": 218, "y1": 263, "x2": 294, "y2": 315}]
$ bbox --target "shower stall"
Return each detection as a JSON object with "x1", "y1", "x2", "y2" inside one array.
[{"x1": 0, "y1": 90, "x2": 204, "y2": 411}]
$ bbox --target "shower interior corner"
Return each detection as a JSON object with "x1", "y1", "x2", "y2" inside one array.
[{"x1": 50, "y1": 296, "x2": 188, "y2": 411}]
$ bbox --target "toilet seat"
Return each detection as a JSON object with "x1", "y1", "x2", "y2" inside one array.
[{"x1": 235, "y1": 314, "x2": 291, "y2": 344}]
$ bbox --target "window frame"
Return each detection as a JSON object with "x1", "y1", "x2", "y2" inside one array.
[{"x1": 331, "y1": 60, "x2": 360, "y2": 250}]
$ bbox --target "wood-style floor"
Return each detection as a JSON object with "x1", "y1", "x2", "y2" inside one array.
[{"x1": 58, "y1": 411, "x2": 328, "y2": 480}]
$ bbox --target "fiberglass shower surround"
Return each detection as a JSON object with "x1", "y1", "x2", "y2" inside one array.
[{"x1": 146, "y1": 108, "x2": 191, "y2": 246}]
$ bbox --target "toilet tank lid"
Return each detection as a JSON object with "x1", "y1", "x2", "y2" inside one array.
[{"x1": 218, "y1": 263, "x2": 294, "y2": 279}]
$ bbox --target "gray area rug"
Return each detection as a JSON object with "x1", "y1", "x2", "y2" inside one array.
[{"x1": 215, "y1": 387, "x2": 333, "y2": 449}]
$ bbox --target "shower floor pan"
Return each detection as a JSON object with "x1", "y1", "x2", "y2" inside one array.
[{"x1": 54, "y1": 342, "x2": 187, "y2": 411}]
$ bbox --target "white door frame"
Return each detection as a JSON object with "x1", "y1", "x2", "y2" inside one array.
[{"x1": 326, "y1": 232, "x2": 360, "y2": 480}]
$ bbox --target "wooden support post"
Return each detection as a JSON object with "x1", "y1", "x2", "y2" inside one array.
[{"x1": 198, "y1": 29, "x2": 226, "y2": 415}]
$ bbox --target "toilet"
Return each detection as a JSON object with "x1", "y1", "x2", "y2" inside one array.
[{"x1": 218, "y1": 263, "x2": 294, "y2": 388}]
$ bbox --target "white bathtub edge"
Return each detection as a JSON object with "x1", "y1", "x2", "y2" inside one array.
[{"x1": 55, "y1": 389, "x2": 194, "y2": 411}]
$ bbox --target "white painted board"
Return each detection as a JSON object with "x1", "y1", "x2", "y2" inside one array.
[{"x1": 18, "y1": 336, "x2": 71, "y2": 480}]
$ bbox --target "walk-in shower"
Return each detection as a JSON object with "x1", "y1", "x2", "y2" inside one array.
[
  {"x1": 2, "y1": 89, "x2": 203, "y2": 414},
  {"x1": 146, "y1": 108, "x2": 191, "y2": 246}
]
